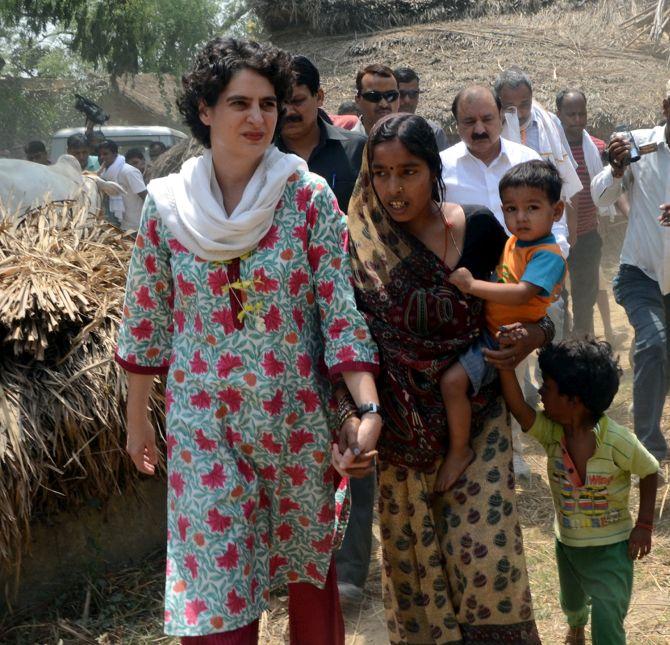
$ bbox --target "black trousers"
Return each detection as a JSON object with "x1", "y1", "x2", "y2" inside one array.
[
  {"x1": 334, "y1": 472, "x2": 375, "y2": 588},
  {"x1": 568, "y1": 229, "x2": 602, "y2": 338}
]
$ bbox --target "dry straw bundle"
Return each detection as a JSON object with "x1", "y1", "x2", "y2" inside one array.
[
  {"x1": 622, "y1": 0, "x2": 670, "y2": 54},
  {"x1": 251, "y1": 0, "x2": 560, "y2": 35},
  {"x1": 0, "y1": 203, "x2": 164, "y2": 585}
]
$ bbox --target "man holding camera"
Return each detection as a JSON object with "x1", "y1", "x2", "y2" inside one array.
[{"x1": 591, "y1": 89, "x2": 670, "y2": 463}]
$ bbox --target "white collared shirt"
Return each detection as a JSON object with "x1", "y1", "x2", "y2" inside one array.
[
  {"x1": 440, "y1": 137, "x2": 570, "y2": 257},
  {"x1": 590, "y1": 126, "x2": 670, "y2": 293}
]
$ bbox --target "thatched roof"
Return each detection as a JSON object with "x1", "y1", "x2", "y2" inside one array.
[
  {"x1": 116, "y1": 73, "x2": 182, "y2": 125},
  {"x1": 0, "y1": 205, "x2": 165, "y2": 585},
  {"x1": 253, "y1": 0, "x2": 560, "y2": 35}
]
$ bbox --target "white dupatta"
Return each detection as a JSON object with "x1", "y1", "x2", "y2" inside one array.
[{"x1": 148, "y1": 146, "x2": 306, "y2": 262}]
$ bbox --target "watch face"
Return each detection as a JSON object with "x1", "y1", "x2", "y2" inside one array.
[{"x1": 359, "y1": 403, "x2": 381, "y2": 415}]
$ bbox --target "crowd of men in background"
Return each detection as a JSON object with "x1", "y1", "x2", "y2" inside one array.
[
  {"x1": 270, "y1": 56, "x2": 670, "y2": 605},
  {"x1": 22, "y1": 129, "x2": 169, "y2": 230},
  {"x1": 21, "y1": 56, "x2": 670, "y2": 606}
]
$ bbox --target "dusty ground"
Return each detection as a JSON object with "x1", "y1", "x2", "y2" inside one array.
[{"x1": 2, "y1": 219, "x2": 669, "y2": 644}]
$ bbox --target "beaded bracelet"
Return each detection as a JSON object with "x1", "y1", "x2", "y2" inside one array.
[
  {"x1": 635, "y1": 522, "x2": 654, "y2": 532},
  {"x1": 337, "y1": 391, "x2": 358, "y2": 427}
]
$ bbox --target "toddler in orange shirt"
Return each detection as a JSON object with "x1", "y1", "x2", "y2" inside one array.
[{"x1": 436, "y1": 160, "x2": 567, "y2": 491}]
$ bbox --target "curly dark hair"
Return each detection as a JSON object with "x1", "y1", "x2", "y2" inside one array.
[
  {"x1": 368, "y1": 113, "x2": 446, "y2": 202},
  {"x1": 177, "y1": 37, "x2": 293, "y2": 148},
  {"x1": 538, "y1": 339, "x2": 622, "y2": 421}
]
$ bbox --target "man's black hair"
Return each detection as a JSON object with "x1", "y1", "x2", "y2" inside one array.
[
  {"x1": 498, "y1": 159, "x2": 563, "y2": 204},
  {"x1": 24, "y1": 140, "x2": 47, "y2": 154},
  {"x1": 393, "y1": 67, "x2": 419, "y2": 84},
  {"x1": 555, "y1": 88, "x2": 587, "y2": 111},
  {"x1": 67, "y1": 134, "x2": 89, "y2": 149},
  {"x1": 355, "y1": 64, "x2": 396, "y2": 94},
  {"x1": 291, "y1": 55, "x2": 320, "y2": 95},
  {"x1": 538, "y1": 339, "x2": 622, "y2": 422},
  {"x1": 125, "y1": 147, "x2": 145, "y2": 160},
  {"x1": 98, "y1": 139, "x2": 119, "y2": 154},
  {"x1": 149, "y1": 141, "x2": 167, "y2": 152},
  {"x1": 451, "y1": 86, "x2": 502, "y2": 121}
]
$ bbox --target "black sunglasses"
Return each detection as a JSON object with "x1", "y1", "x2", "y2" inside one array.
[
  {"x1": 399, "y1": 89, "x2": 425, "y2": 99},
  {"x1": 359, "y1": 90, "x2": 400, "y2": 104}
]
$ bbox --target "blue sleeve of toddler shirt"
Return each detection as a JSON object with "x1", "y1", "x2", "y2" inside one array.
[{"x1": 520, "y1": 250, "x2": 566, "y2": 297}]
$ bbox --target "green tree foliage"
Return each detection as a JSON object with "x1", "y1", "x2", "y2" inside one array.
[{"x1": 0, "y1": 0, "x2": 225, "y2": 77}]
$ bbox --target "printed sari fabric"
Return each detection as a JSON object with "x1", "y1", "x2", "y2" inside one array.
[
  {"x1": 379, "y1": 400, "x2": 541, "y2": 644},
  {"x1": 347, "y1": 132, "x2": 540, "y2": 643},
  {"x1": 347, "y1": 153, "x2": 498, "y2": 470}
]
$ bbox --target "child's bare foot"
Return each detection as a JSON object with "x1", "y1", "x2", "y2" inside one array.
[
  {"x1": 435, "y1": 447, "x2": 475, "y2": 492},
  {"x1": 563, "y1": 625, "x2": 585, "y2": 645}
]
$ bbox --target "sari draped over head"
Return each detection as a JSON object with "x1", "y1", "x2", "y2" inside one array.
[{"x1": 347, "y1": 148, "x2": 499, "y2": 469}]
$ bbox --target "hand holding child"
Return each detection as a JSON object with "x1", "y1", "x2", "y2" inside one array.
[
  {"x1": 628, "y1": 525, "x2": 652, "y2": 560},
  {"x1": 449, "y1": 267, "x2": 474, "y2": 293}
]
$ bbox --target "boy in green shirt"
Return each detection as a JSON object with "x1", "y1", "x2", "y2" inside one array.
[{"x1": 499, "y1": 338, "x2": 659, "y2": 645}]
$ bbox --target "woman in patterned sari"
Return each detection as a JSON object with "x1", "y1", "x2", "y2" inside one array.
[{"x1": 339, "y1": 113, "x2": 547, "y2": 643}]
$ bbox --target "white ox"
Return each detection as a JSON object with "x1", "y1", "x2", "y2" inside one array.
[{"x1": 0, "y1": 154, "x2": 124, "y2": 217}]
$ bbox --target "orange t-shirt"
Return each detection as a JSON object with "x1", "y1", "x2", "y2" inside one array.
[{"x1": 485, "y1": 234, "x2": 566, "y2": 335}]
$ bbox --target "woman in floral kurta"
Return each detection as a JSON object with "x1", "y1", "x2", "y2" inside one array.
[{"x1": 115, "y1": 37, "x2": 380, "y2": 642}]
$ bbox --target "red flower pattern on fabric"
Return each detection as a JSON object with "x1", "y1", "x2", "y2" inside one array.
[
  {"x1": 201, "y1": 463, "x2": 226, "y2": 489},
  {"x1": 216, "y1": 543, "x2": 239, "y2": 571},
  {"x1": 288, "y1": 428, "x2": 314, "y2": 454},
  {"x1": 226, "y1": 589, "x2": 247, "y2": 616},
  {"x1": 216, "y1": 352, "x2": 243, "y2": 378},
  {"x1": 206, "y1": 508, "x2": 232, "y2": 534},
  {"x1": 184, "y1": 598, "x2": 208, "y2": 625}
]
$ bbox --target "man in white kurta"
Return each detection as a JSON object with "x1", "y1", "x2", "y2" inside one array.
[{"x1": 590, "y1": 91, "x2": 670, "y2": 462}]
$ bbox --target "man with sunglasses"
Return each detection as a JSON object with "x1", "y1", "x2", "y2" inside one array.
[
  {"x1": 394, "y1": 66, "x2": 449, "y2": 151},
  {"x1": 352, "y1": 64, "x2": 400, "y2": 135}
]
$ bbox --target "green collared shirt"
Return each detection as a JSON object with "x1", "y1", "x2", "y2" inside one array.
[{"x1": 529, "y1": 411, "x2": 658, "y2": 547}]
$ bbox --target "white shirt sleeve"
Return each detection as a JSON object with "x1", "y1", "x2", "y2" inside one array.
[
  {"x1": 590, "y1": 165, "x2": 625, "y2": 208},
  {"x1": 123, "y1": 165, "x2": 147, "y2": 195}
]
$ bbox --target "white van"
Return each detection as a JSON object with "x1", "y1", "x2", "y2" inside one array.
[{"x1": 50, "y1": 125, "x2": 188, "y2": 160}]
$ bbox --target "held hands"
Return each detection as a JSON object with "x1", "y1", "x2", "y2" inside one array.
[
  {"x1": 449, "y1": 267, "x2": 475, "y2": 294},
  {"x1": 483, "y1": 322, "x2": 532, "y2": 370},
  {"x1": 331, "y1": 413, "x2": 381, "y2": 479},
  {"x1": 126, "y1": 413, "x2": 158, "y2": 475},
  {"x1": 628, "y1": 526, "x2": 652, "y2": 560}
]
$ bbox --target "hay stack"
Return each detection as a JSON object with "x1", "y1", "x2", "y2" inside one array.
[
  {"x1": 252, "y1": 0, "x2": 560, "y2": 35},
  {"x1": 622, "y1": 0, "x2": 670, "y2": 54},
  {"x1": 145, "y1": 137, "x2": 204, "y2": 182},
  {"x1": 0, "y1": 204, "x2": 164, "y2": 584}
]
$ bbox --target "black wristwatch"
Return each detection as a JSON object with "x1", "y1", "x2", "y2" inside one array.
[{"x1": 358, "y1": 403, "x2": 382, "y2": 416}]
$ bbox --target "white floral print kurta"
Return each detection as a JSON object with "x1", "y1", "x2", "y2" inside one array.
[{"x1": 115, "y1": 169, "x2": 379, "y2": 636}]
